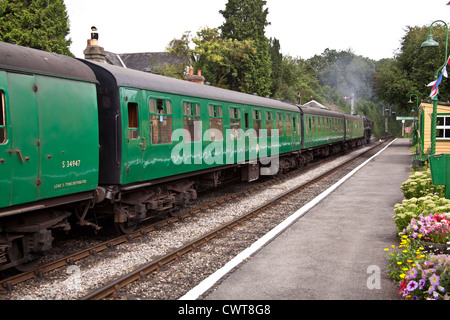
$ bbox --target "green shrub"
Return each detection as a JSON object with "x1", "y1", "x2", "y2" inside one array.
[
  {"x1": 401, "y1": 170, "x2": 445, "y2": 199},
  {"x1": 393, "y1": 195, "x2": 450, "y2": 233}
]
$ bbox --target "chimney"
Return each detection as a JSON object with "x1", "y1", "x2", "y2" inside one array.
[
  {"x1": 83, "y1": 26, "x2": 106, "y2": 63},
  {"x1": 185, "y1": 67, "x2": 205, "y2": 84}
]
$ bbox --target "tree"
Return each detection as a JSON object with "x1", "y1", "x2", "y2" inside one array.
[
  {"x1": 0, "y1": 0, "x2": 72, "y2": 55},
  {"x1": 193, "y1": 27, "x2": 257, "y2": 90},
  {"x1": 373, "y1": 25, "x2": 450, "y2": 113},
  {"x1": 219, "y1": 0, "x2": 272, "y2": 96},
  {"x1": 273, "y1": 56, "x2": 325, "y2": 105},
  {"x1": 269, "y1": 38, "x2": 283, "y2": 95}
]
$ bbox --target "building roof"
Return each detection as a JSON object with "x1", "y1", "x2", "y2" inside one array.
[
  {"x1": 105, "y1": 51, "x2": 185, "y2": 73},
  {"x1": 303, "y1": 100, "x2": 330, "y2": 110}
]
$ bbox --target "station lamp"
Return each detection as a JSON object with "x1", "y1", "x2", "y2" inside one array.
[{"x1": 421, "y1": 20, "x2": 449, "y2": 155}]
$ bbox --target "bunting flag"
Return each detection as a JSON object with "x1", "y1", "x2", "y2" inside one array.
[{"x1": 427, "y1": 56, "x2": 450, "y2": 99}]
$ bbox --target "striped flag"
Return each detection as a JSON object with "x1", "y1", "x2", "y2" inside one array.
[{"x1": 427, "y1": 56, "x2": 450, "y2": 98}]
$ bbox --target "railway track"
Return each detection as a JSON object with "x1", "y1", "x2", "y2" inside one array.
[{"x1": 0, "y1": 138, "x2": 390, "y2": 299}]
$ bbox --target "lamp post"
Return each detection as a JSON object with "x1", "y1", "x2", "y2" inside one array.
[
  {"x1": 421, "y1": 20, "x2": 449, "y2": 155},
  {"x1": 408, "y1": 94, "x2": 419, "y2": 146}
]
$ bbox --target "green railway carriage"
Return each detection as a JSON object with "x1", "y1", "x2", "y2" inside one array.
[
  {"x1": 80, "y1": 61, "x2": 304, "y2": 232},
  {"x1": 0, "y1": 42, "x2": 99, "y2": 209},
  {"x1": 301, "y1": 106, "x2": 346, "y2": 149},
  {"x1": 344, "y1": 114, "x2": 365, "y2": 141},
  {"x1": 81, "y1": 60, "x2": 302, "y2": 188},
  {"x1": 0, "y1": 42, "x2": 99, "y2": 270}
]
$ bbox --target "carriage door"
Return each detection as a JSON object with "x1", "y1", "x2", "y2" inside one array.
[
  {"x1": 0, "y1": 72, "x2": 12, "y2": 207},
  {"x1": 123, "y1": 89, "x2": 144, "y2": 184},
  {"x1": 6, "y1": 73, "x2": 40, "y2": 205}
]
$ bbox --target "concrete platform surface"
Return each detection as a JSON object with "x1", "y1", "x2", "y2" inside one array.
[{"x1": 198, "y1": 138, "x2": 411, "y2": 300}]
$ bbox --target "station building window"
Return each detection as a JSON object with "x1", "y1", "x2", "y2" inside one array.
[
  {"x1": 437, "y1": 115, "x2": 450, "y2": 139},
  {"x1": 149, "y1": 98, "x2": 172, "y2": 144},
  {"x1": 209, "y1": 104, "x2": 223, "y2": 141},
  {"x1": 183, "y1": 102, "x2": 201, "y2": 142},
  {"x1": 0, "y1": 91, "x2": 6, "y2": 144}
]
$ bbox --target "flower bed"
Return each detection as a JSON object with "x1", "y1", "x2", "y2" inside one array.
[
  {"x1": 399, "y1": 254, "x2": 450, "y2": 300},
  {"x1": 388, "y1": 167, "x2": 450, "y2": 300}
]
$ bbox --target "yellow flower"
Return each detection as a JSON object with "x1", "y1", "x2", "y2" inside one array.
[
  {"x1": 403, "y1": 250, "x2": 408, "y2": 253},
  {"x1": 402, "y1": 268, "x2": 409, "y2": 271},
  {"x1": 392, "y1": 245, "x2": 396, "y2": 249},
  {"x1": 384, "y1": 248, "x2": 389, "y2": 251},
  {"x1": 400, "y1": 274, "x2": 406, "y2": 279},
  {"x1": 407, "y1": 260, "x2": 413, "y2": 263},
  {"x1": 397, "y1": 262, "x2": 402, "y2": 265}
]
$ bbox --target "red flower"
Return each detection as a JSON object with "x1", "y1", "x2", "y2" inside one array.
[{"x1": 399, "y1": 279, "x2": 408, "y2": 296}]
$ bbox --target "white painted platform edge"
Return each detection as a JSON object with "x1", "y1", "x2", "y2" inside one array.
[{"x1": 179, "y1": 139, "x2": 397, "y2": 300}]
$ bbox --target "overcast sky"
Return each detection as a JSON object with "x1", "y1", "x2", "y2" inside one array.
[{"x1": 64, "y1": 0, "x2": 450, "y2": 61}]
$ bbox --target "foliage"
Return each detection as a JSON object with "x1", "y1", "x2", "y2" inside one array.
[
  {"x1": 272, "y1": 56, "x2": 324, "y2": 104},
  {"x1": 219, "y1": 0, "x2": 272, "y2": 96},
  {"x1": 192, "y1": 27, "x2": 257, "y2": 91},
  {"x1": 163, "y1": 3, "x2": 411, "y2": 137},
  {"x1": 393, "y1": 195, "x2": 450, "y2": 233},
  {"x1": 373, "y1": 25, "x2": 450, "y2": 114},
  {"x1": 385, "y1": 235, "x2": 427, "y2": 282},
  {"x1": 0, "y1": 0, "x2": 72, "y2": 55},
  {"x1": 269, "y1": 38, "x2": 283, "y2": 96},
  {"x1": 401, "y1": 169, "x2": 446, "y2": 199}
]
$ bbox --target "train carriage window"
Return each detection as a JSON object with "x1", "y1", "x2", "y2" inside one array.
[
  {"x1": 276, "y1": 112, "x2": 284, "y2": 136},
  {"x1": 229, "y1": 107, "x2": 241, "y2": 139},
  {"x1": 209, "y1": 105, "x2": 223, "y2": 141},
  {"x1": 253, "y1": 110, "x2": 262, "y2": 137},
  {"x1": 265, "y1": 111, "x2": 273, "y2": 137},
  {"x1": 128, "y1": 103, "x2": 139, "y2": 140},
  {"x1": 286, "y1": 114, "x2": 292, "y2": 136},
  {"x1": 149, "y1": 98, "x2": 173, "y2": 144},
  {"x1": 0, "y1": 91, "x2": 6, "y2": 144},
  {"x1": 183, "y1": 102, "x2": 201, "y2": 142}
]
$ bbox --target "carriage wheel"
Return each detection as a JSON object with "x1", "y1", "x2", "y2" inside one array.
[{"x1": 7, "y1": 239, "x2": 40, "y2": 272}]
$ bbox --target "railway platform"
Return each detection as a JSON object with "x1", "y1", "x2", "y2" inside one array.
[{"x1": 183, "y1": 138, "x2": 412, "y2": 300}]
